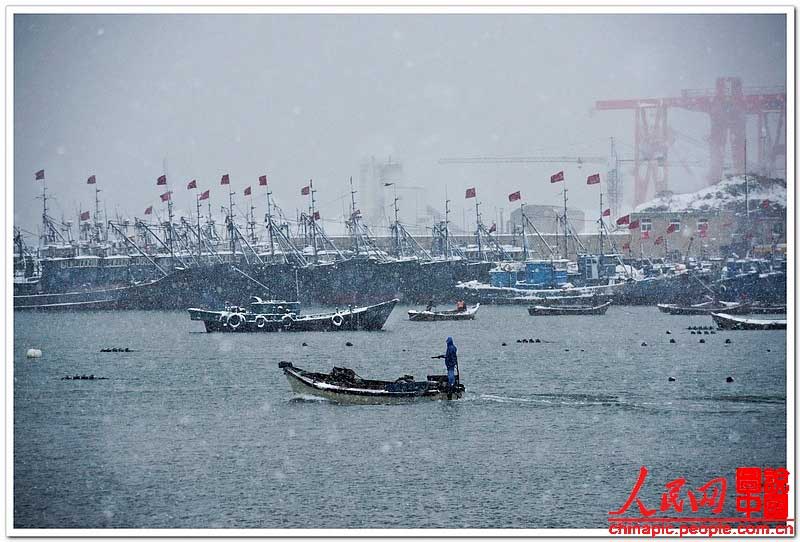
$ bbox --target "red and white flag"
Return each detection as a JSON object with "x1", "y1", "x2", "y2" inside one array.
[
  {"x1": 699, "y1": 229, "x2": 708, "y2": 238},
  {"x1": 586, "y1": 173, "x2": 600, "y2": 185},
  {"x1": 244, "y1": 186, "x2": 252, "y2": 196},
  {"x1": 313, "y1": 210, "x2": 320, "y2": 221},
  {"x1": 144, "y1": 206, "x2": 153, "y2": 215},
  {"x1": 550, "y1": 171, "x2": 564, "y2": 183},
  {"x1": 760, "y1": 199, "x2": 770, "y2": 209},
  {"x1": 80, "y1": 210, "x2": 90, "y2": 221},
  {"x1": 616, "y1": 214, "x2": 630, "y2": 226},
  {"x1": 220, "y1": 174, "x2": 230, "y2": 185},
  {"x1": 489, "y1": 223, "x2": 497, "y2": 233},
  {"x1": 508, "y1": 191, "x2": 521, "y2": 202},
  {"x1": 654, "y1": 236, "x2": 664, "y2": 245},
  {"x1": 87, "y1": 175, "x2": 96, "y2": 185},
  {"x1": 157, "y1": 175, "x2": 167, "y2": 186},
  {"x1": 301, "y1": 186, "x2": 310, "y2": 196},
  {"x1": 199, "y1": 190, "x2": 210, "y2": 201},
  {"x1": 187, "y1": 179, "x2": 197, "y2": 190},
  {"x1": 602, "y1": 208, "x2": 611, "y2": 217},
  {"x1": 259, "y1": 175, "x2": 268, "y2": 186},
  {"x1": 628, "y1": 220, "x2": 640, "y2": 230},
  {"x1": 666, "y1": 223, "x2": 678, "y2": 234},
  {"x1": 35, "y1": 169, "x2": 45, "y2": 180},
  {"x1": 465, "y1": 187, "x2": 476, "y2": 199},
  {"x1": 160, "y1": 191, "x2": 172, "y2": 202}
]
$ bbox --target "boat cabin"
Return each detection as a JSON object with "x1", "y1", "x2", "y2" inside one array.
[{"x1": 248, "y1": 296, "x2": 301, "y2": 316}]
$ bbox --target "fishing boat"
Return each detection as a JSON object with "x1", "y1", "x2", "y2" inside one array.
[
  {"x1": 407, "y1": 302, "x2": 480, "y2": 321},
  {"x1": 656, "y1": 300, "x2": 750, "y2": 315},
  {"x1": 711, "y1": 313, "x2": 787, "y2": 330},
  {"x1": 746, "y1": 303, "x2": 787, "y2": 315},
  {"x1": 278, "y1": 362, "x2": 465, "y2": 403},
  {"x1": 527, "y1": 301, "x2": 612, "y2": 316},
  {"x1": 188, "y1": 297, "x2": 398, "y2": 332}
]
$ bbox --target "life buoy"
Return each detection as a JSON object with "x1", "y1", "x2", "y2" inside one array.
[
  {"x1": 503, "y1": 264, "x2": 512, "y2": 272},
  {"x1": 282, "y1": 315, "x2": 294, "y2": 329},
  {"x1": 227, "y1": 312, "x2": 244, "y2": 330},
  {"x1": 255, "y1": 315, "x2": 267, "y2": 329},
  {"x1": 331, "y1": 313, "x2": 344, "y2": 327}
]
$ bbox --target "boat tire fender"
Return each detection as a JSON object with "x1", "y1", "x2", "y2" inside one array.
[
  {"x1": 227, "y1": 312, "x2": 244, "y2": 330},
  {"x1": 331, "y1": 313, "x2": 344, "y2": 327},
  {"x1": 255, "y1": 315, "x2": 267, "y2": 329}
]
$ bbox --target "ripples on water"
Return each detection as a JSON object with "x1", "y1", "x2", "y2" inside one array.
[{"x1": 14, "y1": 306, "x2": 786, "y2": 529}]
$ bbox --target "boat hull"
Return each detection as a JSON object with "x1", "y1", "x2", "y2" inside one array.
[
  {"x1": 527, "y1": 302, "x2": 612, "y2": 316},
  {"x1": 657, "y1": 303, "x2": 750, "y2": 315},
  {"x1": 711, "y1": 313, "x2": 787, "y2": 330},
  {"x1": 281, "y1": 364, "x2": 463, "y2": 404},
  {"x1": 189, "y1": 299, "x2": 398, "y2": 332},
  {"x1": 408, "y1": 304, "x2": 479, "y2": 321}
]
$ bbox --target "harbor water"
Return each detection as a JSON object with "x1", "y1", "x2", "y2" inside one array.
[{"x1": 13, "y1": 306, "x2": 786, "y2": 529}]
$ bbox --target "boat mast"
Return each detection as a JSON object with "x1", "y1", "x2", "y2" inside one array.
[
  {"x1": 444, "y1": 189, "x2": 450, "y2": 261},
  {"x1": 309, "y1": 179, "x2": 317, "y2": 263},
  {"x1": 227, "y1": 177, "x2": 235, "y2": 256},
  {"x1": 599, "y1": 190, "x2": 604, "y2": 257},
  {"x1": 562, "y1": 182, "x2": 568, "y2": 260},
  {"x1": 265, "y1": 178, "x2": 275, "y2": 259},
  {"x1": 349, "y1": 176, "x2": 359, "y2": 256},
  {"x1": 94, "y1": 180, "x2": 102, "y2": 244},
  {"x1": 40, "y1": 173, "x2": 49, "y2": 245},
  {"x1": 475, "y1": 197, "x2": 482, "y2": 261},
  {"x1": 520, "y1": 203, "x2": 528, "y2": 260},
  {"x1": 196, "y1": 189, "x2": 202, "y2": 261},
  {"x1": 248, "y1": 189, "x2": 256, "y2": 244}
]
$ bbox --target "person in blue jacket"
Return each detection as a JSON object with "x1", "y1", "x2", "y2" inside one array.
[{"x1": 444, "y1": 336, "x2": 458, "y2": 388}]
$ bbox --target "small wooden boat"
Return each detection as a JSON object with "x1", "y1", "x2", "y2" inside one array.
[
  {"x1": 279, "y1": 362, "x2": 465, "y2": 403},
  {"x1": 189, "y1": 297, "x2": 398, "y2": 332},
  {"x1": 408, "y1": 302, "x2": 480, "y2": 321},
  {"x1": 657, "y1": 301, "x2": 750, "y2": 315},
  {"x1": 711, "y1": 313, "x2": 787, "y2": 330},
  {"x1": 527, "y1": 301, "x2": 612, "y2": 316}
]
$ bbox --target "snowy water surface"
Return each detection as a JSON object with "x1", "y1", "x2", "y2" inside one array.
[{"x1": 13, "y1": 305, "x2": 786, "y2": 529}]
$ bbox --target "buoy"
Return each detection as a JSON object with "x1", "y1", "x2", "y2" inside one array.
[
  {"x1": 501, "y1": 342, "x2": 507, "y2": 346},
  {"x1": 726, "y1": 376, "x2": 734, "y2": 383},
  {"x1": 522, "y1": 339, "x2": 529, "y2": 343},
  {"x1": 302, "y1": 342, "x2": 308, "y2": 347},
  {"x1": 564, "y1": 348, "x2": 569, "y2": 352},
  {"x1": 703, "y1": 331, "x2": 709, "y2": 335},
  {"x1": 668, "y1": 377, "x2": 676, "y2": 382},
  {"x1": 529, "y1": 338, "x2": 534, "y2": 343},
  {"x1": 666, "y1": 330, "x2": 672, "y2": 335},
  {"x1": 345, "y1": 342, "x2": 353, "y2": 347},
  {"x1": 669, "y1": 338, "x2": 676, "y2": 344},
  {"x1": 725, "y1": 338, "x2": 732, "y2": 344},
  {"x1": 767, "y1": 349, "x2": 771, "y2": 352},
  {"x1": 516, "y1": 339, "x2": 522, "y2": 343},
  {"x1": 641, "y1": 342, "x2": 647, "y2": 346},
  {"x1": 690, "y1": 331, "x2": 696, "y2": 335},
  {"x1": 26, "y1": 349, "x2": 42, "y2": 358},
  {"x1": 699, "y1": 339, "x2": 705, "y2": 343},
  {"x1": 535, "y1": 339, "x2": 541, "y2": 343}
]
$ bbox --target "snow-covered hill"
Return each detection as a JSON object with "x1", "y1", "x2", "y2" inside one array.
[{"x1": 635, "y1": 175, "x2": 786, "y2": 213}]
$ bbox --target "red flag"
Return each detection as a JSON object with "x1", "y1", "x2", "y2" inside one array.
[
  {"x1": 465, "y1": 187, "x2": 476, "y2": 199},
  {"x1": 87, "y1": 175, "x2": 96, "y2": 185},
  {"x1": 602, "y1": 208, "x2": 611, "y2": 217},
  {"x1": 508, "y1": 191, "x2": 521, "y2": 202},
  {"x1": 622, "y1": 242, "x2": 630, "y2": 250},
  {"x1": 160, "y1": 191, "x2": 171, "y2": 202},
  {"x1": 144, "y1": 206, "x2": 153, "y2": 215},
  {"x1": 760, "y1": 199, "x2": 770, "y2": 209},
  {"x1": 187, "y1": 179, "x2": 197, "y2": 190},
  {"x1": 628, "y1": 220, "x2": 640, "y2": 230},
  {"x1": 220, "y1": 174, "x2": 230, "y2": 185},
  {"x1": 313, "y1": 210, "x2": 320, "y2": 221},
  {"x1": 489, "y1": 223, "x2": 497, "y2": 233},
  {"x1": 199, "y1": 189, "x2": 210, "y2": 201},
  {"x1": 259, "y1": 175, "x2": 268, "y2": 186},
  {"x1": 699, "y1": 229, "x2": 708, "y2": 238},
  {"x1": 654, "y1": 236, "x2": 664, "y2": 245},
  {"x1": 35, "y1": 169, "x2": 45, "y2": 180},
  {"x1": 550, "y1": 171, "x2": 564, "y2": 183},
  {"x1": 157, "y1": 175, "x2": 167, "y2": 185},
  {"x1": 80, "y1": 210, "x2": 90, "y2": 221},
  {"x1": 244, "y1": 186, "x2": 252, "y2": 196},
  {"x1": 666, "y1": 223, "x2": 678, "y2": 234},
  {"x1": 586, "y1": 173, "x2": 600, "y2": 185},
  {"x1": 641, "y1": 230, "x2": 650, "y2": 240},
  {"x1": 616, "y1": 214, "x2": 630, "y2": 226},
  {"x1": 301, "y1": 185, "x2": 310, "y2": 195}
]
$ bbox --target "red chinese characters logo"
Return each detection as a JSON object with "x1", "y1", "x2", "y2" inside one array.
[
  {"x1": 610, "y1": 466, "x2": 727, "y2": 517},
  {"x1": 736, "y1": 467, "x2": 790, "y2": 520}
]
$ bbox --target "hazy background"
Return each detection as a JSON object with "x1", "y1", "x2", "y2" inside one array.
[{"x1": 13, "y1": 13, "x2": 786, "y2": 237}]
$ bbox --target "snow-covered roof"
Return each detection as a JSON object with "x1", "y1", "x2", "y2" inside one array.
[{"x1": 634, "y1": 175, "x2": 786, "y2": 213}]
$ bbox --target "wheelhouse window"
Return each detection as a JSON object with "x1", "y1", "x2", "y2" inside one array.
[{"x1": 640, "y1": 218, "x2": 652, "y2": 232}]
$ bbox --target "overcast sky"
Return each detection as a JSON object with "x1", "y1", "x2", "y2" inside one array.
[{"x1": 14, "y1": 13, "x2": 786, "y2": 237}]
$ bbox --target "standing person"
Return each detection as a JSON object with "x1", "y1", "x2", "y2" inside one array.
[{"x1": 444, "y1": 336, "x2": 458, "y2": 389}]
